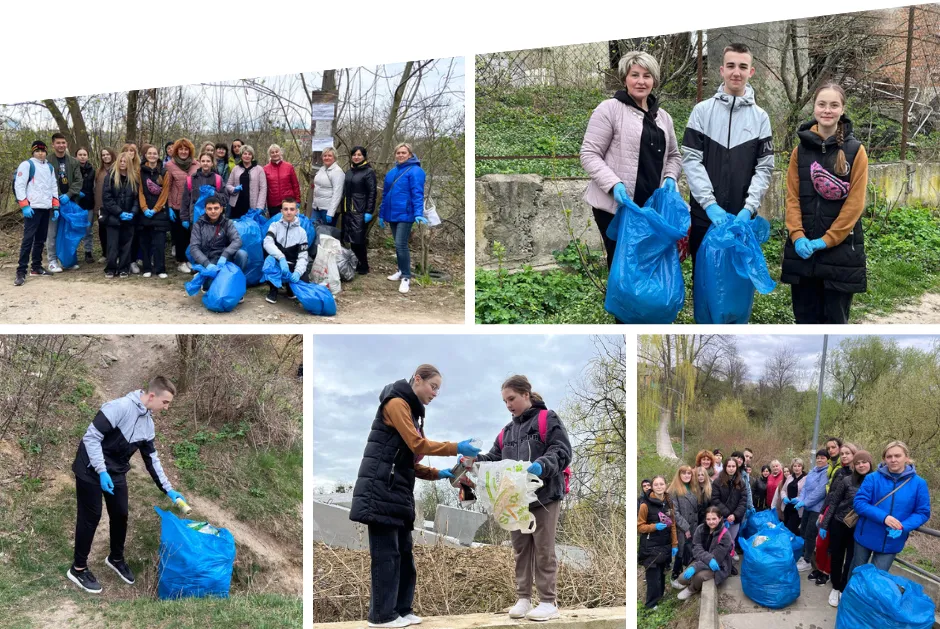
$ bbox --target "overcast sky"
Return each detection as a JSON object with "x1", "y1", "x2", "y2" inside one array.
[
  {"x1": 312, "y1": 334, "x2": 620, "y2": 489},
  {"x1": 717, "y1": 334, "x2": 939, "y2": 388}
]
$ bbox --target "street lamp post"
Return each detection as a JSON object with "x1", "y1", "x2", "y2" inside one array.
[{"x1": 664, "y1": 386, "x2": 686, "y2": 458}]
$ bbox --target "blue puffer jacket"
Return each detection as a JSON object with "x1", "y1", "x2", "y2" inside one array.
[
  {"x1": 797, "y1": 464, "x2": 829, "y2": 513},
  {"x1": 379, "y1": 156, "x2": 426, "y2": 223},
  {"x1": 853, "y1": 463, "x2": 930, "y2": 554}
]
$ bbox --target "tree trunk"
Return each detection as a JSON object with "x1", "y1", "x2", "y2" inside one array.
[
  {"x1": 42, "y1": 100, "x2": 73, "y2": 145},
  {"x1": 379, "y1": 61, "x2": 415, "y2": 171},
  {"x1": 64, "y1": 97, "x2": 91, "y2": 153},
  {"x1": 126, "y1": 90, "x2": 140, "y2": 146}
]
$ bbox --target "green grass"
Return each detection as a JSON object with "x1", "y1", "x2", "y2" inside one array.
[{"x1": 99, "y1": 594, "x2": 302, "y2": 628}]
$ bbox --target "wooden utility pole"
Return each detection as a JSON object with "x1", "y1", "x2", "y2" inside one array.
[
  {"x1": 899, "y1": 6, "x2": 915, "y2": 161},
  {"x1": 309, "y1": 70, "x2": 338, "y2": 216}
]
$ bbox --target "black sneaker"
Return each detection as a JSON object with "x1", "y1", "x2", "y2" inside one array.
[
  {"x1": 265, "y1": 288, "x2": 278, "y2": 304},
  {"x1": 85, "y1": 252, "x2": 94, "y2": 263},
  {"x1": 814, "y1": 573, "x2": 830, "y2": 586},
  {"x1": 106, "y1": 556, "x2": 135, "y2": 584},
  {"x1": 119, "y1": 271, "x2": 129, "y2": 278},
  {"x1": 14, "y1": 273, "x2": 25, "y2": 287},
  {"x1": 807, "y1": 569, "x2": 820, "y2": 581},
  {"x1": 67, "y1": 566, "x2": 102, "y2": 594},
  {"x1": 29, "y1": 267, "x2": 52, "y2": 277},
  {"x1": 105, "y1": 271, "x2": 115, "y2": 279}
]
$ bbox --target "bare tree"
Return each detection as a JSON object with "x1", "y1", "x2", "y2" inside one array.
[{"x1": 761, "y1": 344, "x2": 800, "y2": 400}]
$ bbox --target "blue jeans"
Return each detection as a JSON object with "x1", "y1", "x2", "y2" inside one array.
[
  {"x1": 390, "y1": 221, "x2": 413, "y2": 279},
  {"x1": 310, "y1": 209, "x2": 329, "y2": 225},
  {"x1": 851, "y1": 543, "x2": 897, "y2": 576}
]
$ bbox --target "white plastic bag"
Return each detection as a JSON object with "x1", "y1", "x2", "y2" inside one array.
[
  {"x1": 310, "y1": 234, "x2": 342, "y2": 295},
  {"x1": 423, "y1": 197, "x2": 441, "y2": 227},
  {"x1": 473, "y1": 459, "x2": 543, "y2": 533}
]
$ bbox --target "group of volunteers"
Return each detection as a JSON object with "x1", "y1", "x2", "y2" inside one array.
[
  {"x1": 350, "y1": 368, "x2": 573, "y2": 627},
  {"x1": 14, "y1": 134, "x2": 430, "y2": 295},
  {"x1": 638, "y1": 438, "x2": 931, "y2": 610},
  {"x1": 582, "y1": 42, "x2": 870, "y2": 324}
]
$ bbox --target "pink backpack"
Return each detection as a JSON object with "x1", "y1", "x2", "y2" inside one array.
[
  {"x1": 186, "y1": 173, "x2": 223, "y2": 192},
  {"x1": 497, "y1": 409, "x2": 572, "y2": 494}
]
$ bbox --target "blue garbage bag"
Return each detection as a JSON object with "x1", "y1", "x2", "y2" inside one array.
[
  {"x1": 604, "y1": 187, "x2": 690, "y2": 323},
  {"x1": 154, "y1": 507, "x2": 235, "y2": 600},
  {"x1": 741, "y1": 509, "x2": 780, "y2": 541},
  {"x1": 262, "y1": 257, "x2": 337, "y2": 316},
  {"x1": 56, "y1": 198, "x2": 90, "y2": 269},
  {"x1": 185, "y1": 185, "x2": 221, "y2": 264},
  {"x1": 836, "y1": 563, "x2": 936, "y2": 629},
  {"x1": 234, "y1": 210, "x2": 265, "y2": 286},
  {"x1": 693, "y1": 216, "x2": 776, "y2": 324},
  {"x1": 741, "y1": 527, "x2": 800, "y2": 609},
  {"x1": 185, "y1": 262, "x2": 246, "y2": 312}
]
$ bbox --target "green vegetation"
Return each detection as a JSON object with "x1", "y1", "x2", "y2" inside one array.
[{"x1": 476, "y1": 204, "x2": 940, "y2": 324}]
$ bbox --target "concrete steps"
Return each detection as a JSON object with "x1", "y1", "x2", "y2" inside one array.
[{"x1": 313, "y1": 606, "x2": 627, "y2": 629}]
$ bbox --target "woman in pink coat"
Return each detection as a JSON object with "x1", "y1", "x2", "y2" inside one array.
[{"x1": 580, "y1": 50, "x2": 683, "y2": 274}]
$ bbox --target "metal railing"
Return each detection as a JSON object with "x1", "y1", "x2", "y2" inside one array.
[{"x1": 895, "y1": 525, "x2": 940, "y2": 584}]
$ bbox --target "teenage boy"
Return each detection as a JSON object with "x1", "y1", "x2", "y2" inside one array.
[
  {"x1": 14, "y1": 141, "x2": 59, "y2": 286},
  {"x1": 68, "y1": 377, "x2": 186, "y2": 594},
  {"x1": 45, "y1": 133, "x2": 83, "y2": 273},
  {"x1": 189, "y1": 196, "x2": 247, "y2": 291},
  {"x1": 262, "y1": 197, "x2": 310, "y2": 304},
  {"x1": 682, "y1": 43, "x2": 775, "y2": 321}
]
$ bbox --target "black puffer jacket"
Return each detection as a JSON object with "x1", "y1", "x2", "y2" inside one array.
[
  {"x1": 821, "y1": 471, "x2": 865, "y2": 530},
  {"x1": 78, "y1": 162, "x2": 96, "y2": 211},
  {"x1": 478, "y1": 400, "x2": 573, "y2": 506},
  {"x1": 822, "y1": 465, "x2": 852, "y2": 511},
  {"x1": 753, "y1": 475, "x2": 769, "y2": 511},
  {"x1": 710, "y1": 476, "x2": 746, "y2": 524},
  {"x1": 781, "y1": 116, "x2": 865, "y2": 293},
  {"x1": 340, "y1": 162, "x2": 377, "y2": 245},
  {"x1": 638, "y1": 492, "x2": 674, "y2": 567},
  {"x1": 349, "y1": 380, "x2": 426, "y2": 529},
  {"x1": 101, "y1": 173, "x2": 140, "y2": 227}
]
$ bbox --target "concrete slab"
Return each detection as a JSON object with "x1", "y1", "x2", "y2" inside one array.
[
  {"x1": 718, "y1": 570, "x2": 832, "y2": 616},
  {"x1": 313, "y1": 607, "x2": 627, "y2": 629},
  {"x1": 435, "y1": 505, "x2": 488, "y2": 546},
  {"x1": 720, "y1": 610, "x2": 834, "y2": 629},
  {"x1": 313, "y1": 501, "x2": 462, "y2": 550}
]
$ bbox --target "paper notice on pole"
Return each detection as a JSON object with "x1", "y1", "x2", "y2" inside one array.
[
  {"x1": 311, "y1": 136, "x2": 335, "y2": 152},
  {"x1": 311, "y1": 103, "x2": 335, "y2": 121}
]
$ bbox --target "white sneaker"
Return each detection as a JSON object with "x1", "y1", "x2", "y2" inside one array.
[
  {"x1": 402, "y1": 614, "x2": 422, "y2": 625},
  {"x1": 733, "y1": 553, "x2": 740, "y2": 561},
  {"x1": 142, "y1": 272, "x2": 152, "y2": 278},
  {"x1": 367, "y1": 617, "x2": 410, "y2": 628},
  {"x1": 48, "y1": 261, "x2": 63, "y2": 273},
  {"x1": 508, "y1": 599, "x2": 531, "y2": 618},
  {"x1": 158, "y1": 273, "x2": 168, "y2": 279},
  {"x1": 671, "y1": 579, "x2": 683, "y2": 589},
  {"x1": 97, "y1": 256, "x2": 106, "y2": 264},
  {"x1": 178, "y1": 262, "x2": 191, "y2": 274},
  {"x1": 399, "y1": 278, "x2": 410, "y2": 294},
  {"x1": 677, "y1": 587, "x2": 695, "y2": 601},
  {"x1": 828, "y1": 588, "x2": 840, "y2": 607},
  {"x1": 387, "y1": 270, "x2": 402, "y2": 281},
  {"x1": 130, "y1": 262, "x2": 140, "y2": 274},
  {"x1": 796, "y1": 558, "x2": 812, "y2": 572},
  {"x1": 525, "y1": 602, "x2": 560, "y2": 622},
  {"x1": 68, "y1": 263, "x2": 80, "y2": 270}
]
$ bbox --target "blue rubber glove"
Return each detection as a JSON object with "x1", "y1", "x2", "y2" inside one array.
[
  {"x1": 654, "y1": 523, "x2": 667, "y2": 531},
  {"x1": 52, "y1": 210, "x2": 59, "y2": 222},
  {"x1": 59, "y1": 194, "x2": 70, "y2": 205},
  {"x1": 438, "y1": 469, "x2": 454, "y2": 480},
  {"x1": 747, "y1": 508, "x2": 756, "y2": 518},
  {"x1": 290, "y1": 271, "x2": 300, "y2": 283},
  {"x1": 810, "y1": 238, "x2": 826, "y2": 252},
  {"x1": 22, "y1": 206, "x2": 34, "y2": 219},
  {"x1": 120, "y1": 212, "x2": 133, "y2": 221},
  {"x1": 205, "y1": 264, "x2": 219, "y2": 274},
  {"x1": 782, "y1": 497, "x2": 792, "y2": 505},
  {"x1": 378, "y1": 218, "x2": 386, "y2": 229},
  {"x1": 709, "y1": 559, "x2": 720, "y2": 572},
  {"x1": 218, "y1": 256, "x2": 228, "y2": 267},
  {"x1": 527, "y1": 462, "x2": 543, "y2": 477},
  {"x1": 672, "y1": 547, "x2": 678, "y2": 558},
  {"x1": 99, "y1": 471, "x2": 115, "y2": 495},
  {"x1": 325, "y1": 214, "x2": 333, "y2": 224},
  {"x1": 682, "y1": 566, "x2": 696, "y2": 580},
  {"x1": 612, "y1": 182, "x2": 629, "y2": 206},
  {"x1": 168, "y1": 209, "x2": 177, "y2": 222},
  {"x1": 704, "y1": 203, "x2": 728, "y2": 225},
  {"x1": 415, "y1": 216, "x2": 429, "y2": 225},
  {"x1": 167, "y1": 489, "x2": 186, "y2": 504},
  {"x1": 144, "y1": 209, "x2": 155, "y2": 218},
  {"x1": 79, "y1": 191, "x2": 86, "y2": 199},
  {"x1": 182, "y1": 221, "x2": 190, "y2": 229},
  {"x1": 364, "y1": 213, "x2": 373, "y2": 223},
  {"x1": 794, "y1": 237, "x2": 814, "y2": 259},
  {"x1": 734, "y1": 209, "x2": 752, "y2": 223},
  {"x1": 661, "y1": 177, "x2": 677, "y2": 193},
  {"x1": 457, "y1": 439, "x2": 481, "y2": 457},
  {"x1": 819, "y1": 529, "x2": 827, "y2": 539},
  {"x1": 887, "y1": 527, "x2": 902, "y2": 539},
  {"x1": 724, "y1": 521, "x2": 730, "y2": 529},
  {"x1": 794, "y1": 501, "x2": 805, "y2": 510},
  {"x1": 279, "y1": 259, "x2": 291, "y2": 276},
  {"x1": 233, "y1": 185, "x2": 243, "y2": 192}
]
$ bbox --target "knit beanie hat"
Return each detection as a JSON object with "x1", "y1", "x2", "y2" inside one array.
[
  {"x1": 853, "y1": 450, "x2": 873, "y2": 470},
  {"x1": 32, "y1": 140, "x2": 47, "y2": 152}
]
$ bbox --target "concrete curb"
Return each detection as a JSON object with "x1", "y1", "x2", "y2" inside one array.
[
  {"x1": 699, "y1": 580, "x2": 719, "y2": 629},
  {"x1": 313, "y1": 606, "x2": 627, "y2": 629}
]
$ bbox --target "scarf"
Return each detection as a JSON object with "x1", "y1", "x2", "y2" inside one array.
[
  {"x1": 786, "y1": 472, "x2": 805, "y2": 499},
  {"x1": 235, "y1": 162, "x2": 256, "y2": 215},
  {"x1": 173, "y1": 154, "x2": 193, "y2": 172}
]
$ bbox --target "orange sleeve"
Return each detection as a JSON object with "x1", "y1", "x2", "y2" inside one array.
[
  {"x1": 153, "y1": 173, "x2": 170, "y2": 213},
  {"x1": 414, "y1": 463, "x2": 440, "y2": 481},
  {"x1": 822, "y1": 145, "x2": 868, "y2": 248},
  {"x1": 785, "y1": 146, "x2": 804, "y2": 242},
  {"x1": 382, "y1": 398, "x2": 457, "y2": 457},
  {"x1": 637, "y1": 504, "x2": 657, "y2": 534},
  {"x1": 139, "y1": 180, "x2": 148, "y2": 211}
]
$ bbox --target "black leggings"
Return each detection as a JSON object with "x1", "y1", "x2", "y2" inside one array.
[
  {"x1": 73, "y1": 473, "x2": 129, "y2": 568},
  {"x1": 828, "y1": 519, "x2": 856, "y2": 591}
]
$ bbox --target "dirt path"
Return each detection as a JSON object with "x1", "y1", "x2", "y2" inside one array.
[
  {"x1": 0, "y1": 260, "x2": 463, "y2": 324},
  {"x1": 656, "y1": 407, "x2": 678, "y2": 460},
  {"x1": 862, "y1": 292, "x2": 940, "y2": 324}
]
